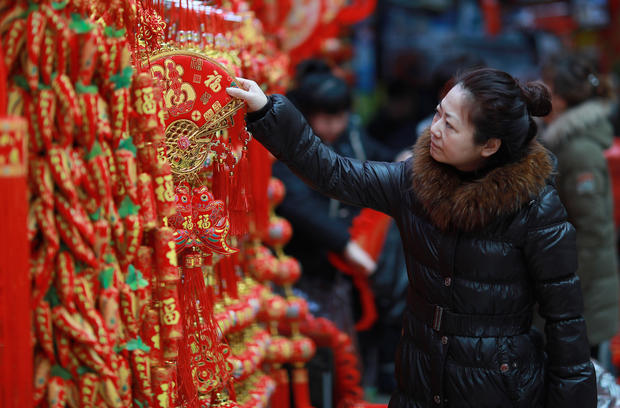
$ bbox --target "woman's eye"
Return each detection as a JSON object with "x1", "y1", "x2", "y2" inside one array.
[{"x1": 446, "y1": 122, "x2": 454, "y2": 130}]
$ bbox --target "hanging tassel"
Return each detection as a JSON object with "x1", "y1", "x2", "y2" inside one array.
[
  {"x1": 270, "y1": 367, "x2": 290, "y2": 408},
  {"x1": 229, "y1": 152, "x2": 249, "y2": 238},
  {"x1": 178, "y1": 253, "x2": 230, "y2": 405},
  {"x1": 291, "y1": 366, "x2": 313, "y2": 408},
  {"x1": 212, "y1": 161, "x2": 230, "y2": 209}
]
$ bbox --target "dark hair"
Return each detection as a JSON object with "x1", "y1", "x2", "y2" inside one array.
[
  {"x1": 456, "y1": 68, "x2": 552, "y2": 167},
  {"x1": 542, "y1": 53, "x2": 612, "y2": 108},
  {"x1": 286, "y1": 59, "x2": 352, "y2": 116}
]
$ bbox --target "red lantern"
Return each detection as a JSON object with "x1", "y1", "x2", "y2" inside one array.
[
  {"x1": 248, "y1": 253, "x2": 278, "y2": 282},
  {"x1": 258, "y1": 294, "x2": 288, "y2": 323},
  {"x1": 264, "y1": 336, "x2": 293, "y2": 364},
  {"x1": 267, "y1": 177, "x2": 286, "y2": 208},
  {"x1": 284, "y1": 296, "x2": 309, "y2": 323},
  {"x1": 262, "y1": 216, "x2": 292, "y2": 248},
  {"x1": 289, "y1": 336, "x2": 316, "y2": 365},
  {"x1": 274, "y1": 256, "x2": 301, "y2": 286}
]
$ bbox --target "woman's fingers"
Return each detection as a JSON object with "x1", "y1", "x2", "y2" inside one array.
[
  {"x1": 226, "y1": 86, "x2": 247, "y2": 99},
  {"x1": 227, "y1": 77, "x2": 268, "y2": 112}
]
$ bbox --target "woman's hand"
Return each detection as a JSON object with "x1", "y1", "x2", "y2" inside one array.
[
  {"x1": 226, "y1": 77, "x2": 268, "y2": 112},
  {"x1": 344, "y1": 240, "x2": 377, "y2": 277}
]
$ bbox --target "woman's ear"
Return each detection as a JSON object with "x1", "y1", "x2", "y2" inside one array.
[{"x1": 481, "y1": 138, "x2": 501, "y2": 157}]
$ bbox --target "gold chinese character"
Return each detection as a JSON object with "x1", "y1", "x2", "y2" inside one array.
[
  {"x1": 162, "y1": 298, "x2": 180, "y2": 325},
  {"x1": 204, "y1": 71, "x2": 222, "y2": 93}
]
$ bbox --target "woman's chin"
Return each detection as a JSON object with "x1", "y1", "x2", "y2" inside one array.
[{"x1": 430, "y1": 146, "x2": 441, "y2": 162}]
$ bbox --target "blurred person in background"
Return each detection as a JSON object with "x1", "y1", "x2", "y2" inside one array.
[
  {"x1": 278, "y1": 59, "x2": 394, "y2": 327},
  {"x1": 366, "y1": 78, "x2": 420, "y2": 156},
  {"x1": 539, "y1": 53, "x2": 619, "y2": 361},
  {"x1": 272, "y1": 58, "x2": 396, "y2": 405}
]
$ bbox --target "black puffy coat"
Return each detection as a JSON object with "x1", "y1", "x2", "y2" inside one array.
[{"x1": 247, "y1": 95, "x2": 596, "y2": 408}]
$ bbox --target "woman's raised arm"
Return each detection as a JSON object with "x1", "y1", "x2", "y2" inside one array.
[{"x1": 227, "y1": 78, "x2": 409, "y2": 217}]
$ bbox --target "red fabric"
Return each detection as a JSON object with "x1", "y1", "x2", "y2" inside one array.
[
  {"x1": 480, "y1": 0, "x2": 501, "y2": 36},
  {"x1": 605, "y1": 139, "x2": 620, "y2": 228},
  {"x1": 0, "y1": 117, "x2": 31, "y2": 407},
  {"x1": 328, "y1": 208, "x2": 392, "y2": 330},
  {"x1": 337, "y1": 0, "x2": 377, "y2": 24}
]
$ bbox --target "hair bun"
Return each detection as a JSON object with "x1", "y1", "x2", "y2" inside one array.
[{"x1": 520, "y1": 81, "x2": 552, "y2": 117}]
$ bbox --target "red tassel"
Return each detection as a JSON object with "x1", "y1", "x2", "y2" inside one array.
[
  {"x1": 178, "y1": 254, "x2": 229, "y2": 406},
  {"x1": 217, "y1": 254, "x2": 238, "y2": 299},
  {"x1": 213, "y1": 162, "x2": 230, "y2": 208},
  {"x1": 229, "y1": 154, "x2": 250, "y2": 238},
  {"x1": 271, "y1": 368, "x2": 290, "y2": 408},
  {"x1": 292, "y1": 367, "x2": 313, "y2": 408}
]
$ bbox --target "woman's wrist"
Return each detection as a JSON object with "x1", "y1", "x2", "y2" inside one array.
[{"x1": 246, "y1": 96, "x2": 273, "y2": 123}]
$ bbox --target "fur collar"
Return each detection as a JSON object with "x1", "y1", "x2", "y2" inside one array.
[
  {"x1": 540, "y1": 99, "x2": 611, "y2": 148},
  {"x1": 412, "y1": 131, "x2": 553, "y2": 232}
]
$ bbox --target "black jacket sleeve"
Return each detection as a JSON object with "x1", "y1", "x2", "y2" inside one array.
[
  {"x1": 273, "y1": 162, "x2": 350, "y2": 253},
  {"x1": 246, "y1": 95, "x2": 409, "y2": 216},
  {"x1": 523, "y1": 184, "x2": 597, "y2": 407}
]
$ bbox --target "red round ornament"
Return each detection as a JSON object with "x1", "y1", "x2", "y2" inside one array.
[
  {"x1": 289, "y1": 335, "x2": 316, "y2": 365},
  {"x1": 267, "y1": 177, "x2": 286, "y2": 208},
  {"x1": 274, "y1": 256, "x2": 301, "y2": 286},
  {"x1": 262, "y1": 216, "x2": 292, "y2": 248}
]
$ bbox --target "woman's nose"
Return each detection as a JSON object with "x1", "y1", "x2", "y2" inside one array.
[{"x1": 430, "y1": 121, "x2": 441, "y2": 138}]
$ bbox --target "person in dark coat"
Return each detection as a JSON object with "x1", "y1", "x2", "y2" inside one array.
[
  {"x1": 228, "y1": 68, "x2": 596, "y2": 407},
  {"x1": 540, "y1": 54, "x2": 619, "y2": 358},
  {"x1": 275, "y1": 60, "x2": 394, "y2": 334}
]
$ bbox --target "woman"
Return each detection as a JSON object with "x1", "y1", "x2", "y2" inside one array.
[
  {"x1": 227, "y1": 68, "x2": 596, "y2": 407},
  {"x1": 540, "y1": 54, "x2": 619, "y2": 359}
]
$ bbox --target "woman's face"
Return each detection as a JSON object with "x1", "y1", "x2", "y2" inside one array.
[{"x1": 430, "y1": 84, "x2": 499, "y2": 172}]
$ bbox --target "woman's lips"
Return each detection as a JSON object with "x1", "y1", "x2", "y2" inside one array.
[{"x1": 430, "y1": 140, "x2": 440, "y2": 151}]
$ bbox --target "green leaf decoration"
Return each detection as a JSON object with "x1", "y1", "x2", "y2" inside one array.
[
  {"x1": 26, "y1": 3, "x2": 39, "y2": 13},
  {"x1": 104, "y1": 26, "x2": 127, "y2": 38},
  {"x1": 104, "y1": 253, "x2": 116, "y2": 265},
  {"x1": 111, "y1": 66, "x2": 134, "y2": 90},
  {"x1": 118, "y1": 137, "x2": 137, "y2": 156},
  {"x1": 13, "y1": 75, "x2": 30, "y2": 92},
  {"x1": 86, "y1": 141, "x2": 103, "y2": 161},
  {"x1": 52, "y1": 1, "x2": 69, "y2": 10},
  {"x1": 134, "y1": 399, "x2": 145, "y2": 408},
  {"x1": 51, "y1": 365, "x2": 73, "y2": 380},
  {"x1": 125, "y1": 336, "x2": 151, "y2": 352},
  {"x1": 77, "y1": 366, "x2": 96, "y2": 375},
  {"x1": 89, "y1": 207, "x2": 102, "y2": 222},
  {"x1": 44, "y1": 286, "x2": 60, "y2": 308},
  {"x1": 69, "y1": 13, "x2": 94, "y2": 34},
  {"x1": 75, "y1": 81, "x2": 98, "y2": 94},
  {"x1": 118, "y1": 196, "x2": 140, "y2": 219},
  {"x1": 126, "y1": 265, "x2": 149, "y2": 291},
  {"x1": 99, "y1": 267, "x2": 114, "y2": 289}
]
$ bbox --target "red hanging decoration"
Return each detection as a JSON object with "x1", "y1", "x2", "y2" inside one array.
[
  {"x1": 0, "y1": 41, "x2": 31, "y2": 406},
  {"x1": 328, "y1": 208, "x2": 392, "y2": 331}
]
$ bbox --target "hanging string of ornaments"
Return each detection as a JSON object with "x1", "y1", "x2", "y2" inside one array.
[{"x1": 0, "y1": 0, "x2": 377, "y2": 407}]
